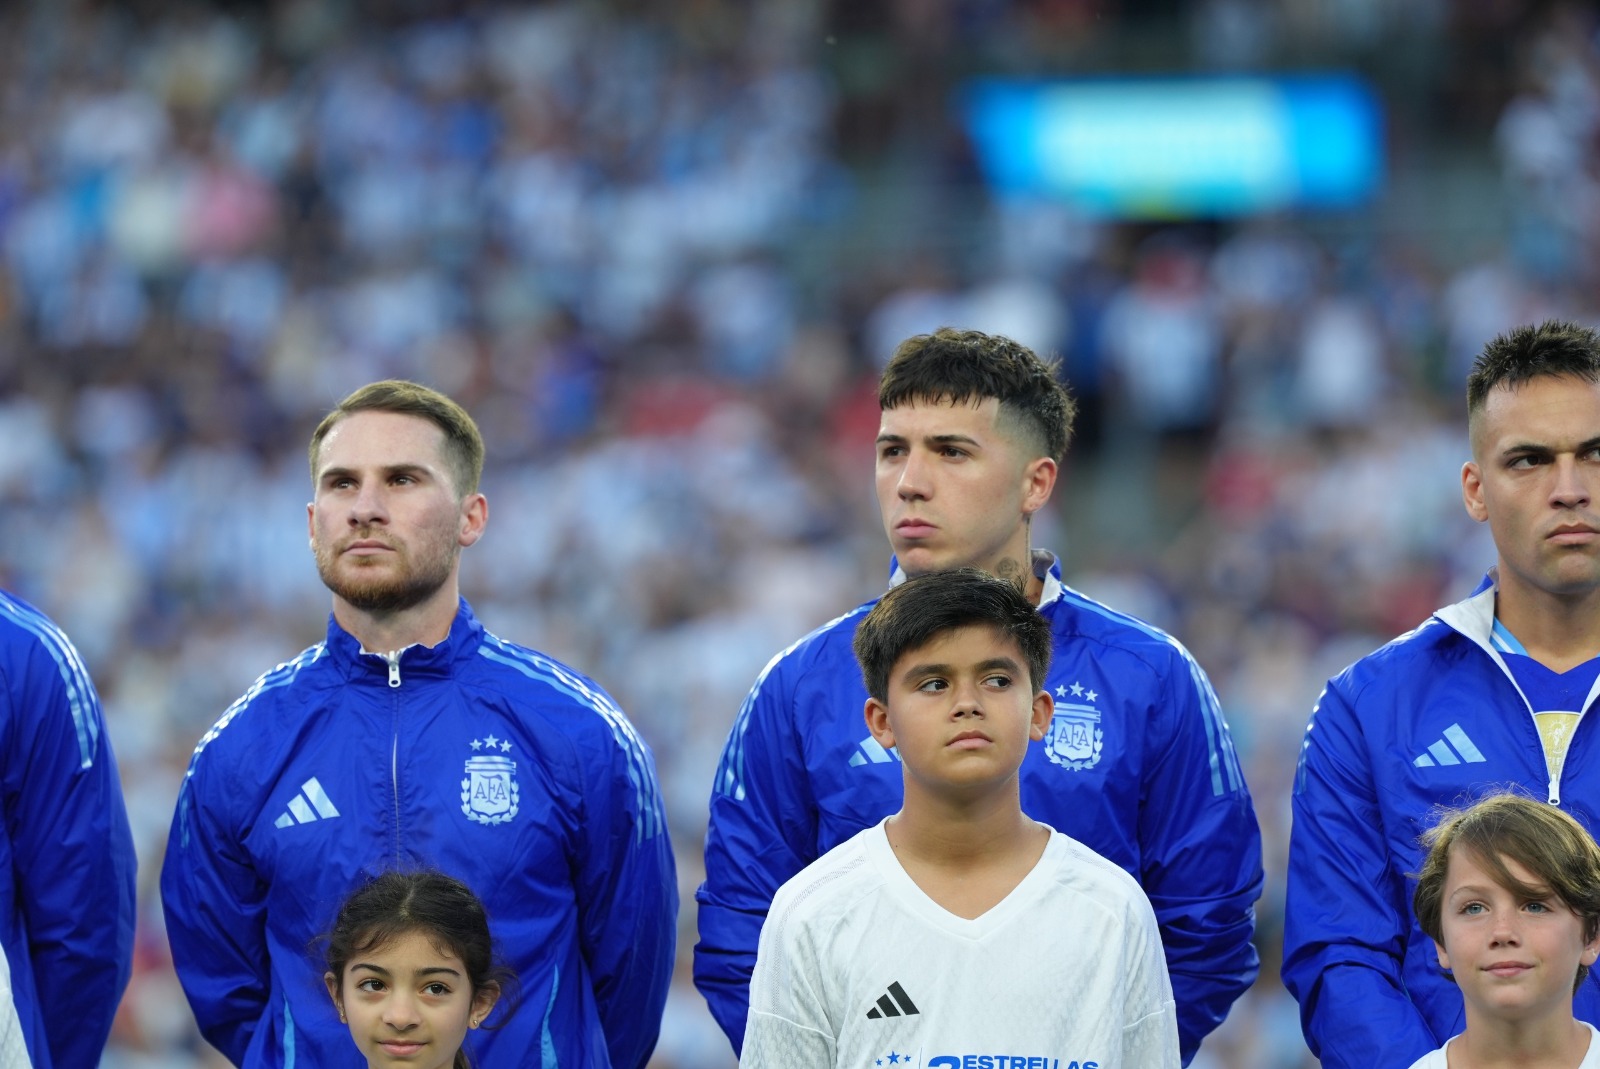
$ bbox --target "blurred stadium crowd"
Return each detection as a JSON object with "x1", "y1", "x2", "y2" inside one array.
[{"x1": 1, "y1": 1, "x2": 1597, "y2": 1066}]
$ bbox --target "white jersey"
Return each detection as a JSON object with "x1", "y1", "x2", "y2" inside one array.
[
  {"x1": 742, "y1": 820, "x2": 1178, "y2": 1069},
  {"x1": 1406, "y1": 1022, "x2": 1600, "y2": 1069},
  {"x1": 0, "y1": 943, "x2": 30, "y2": 1068}
]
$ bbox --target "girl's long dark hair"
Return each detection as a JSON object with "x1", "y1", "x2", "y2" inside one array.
[{"x1": 323, "y1": 870, "x2": 516, "y2": 1069}]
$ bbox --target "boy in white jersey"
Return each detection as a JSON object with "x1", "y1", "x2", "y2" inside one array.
[
  {"x1": 740, "y1": 569, "x2": 1179, "y2": 1069},
  {"x1": 1408, "y1": 792, "x2": 1600, "y2": 1069}
]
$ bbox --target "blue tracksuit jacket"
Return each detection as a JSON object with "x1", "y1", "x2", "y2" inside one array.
[
  {"x1": 161, "y1": 600, "x2": 676, "y2": 1069},
  {"x1": 1284, "y1": 574, "x2": 1600, "y2": 1068},
  {"x1": 0, "y1": 589, "x2": 136, "y2": 1069},
  {"x1": 696, "y1": 555, "x2": 1263, "y2": 1065}
]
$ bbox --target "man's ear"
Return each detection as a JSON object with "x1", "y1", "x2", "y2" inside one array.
[
  {"x1": 1462, "y1": 461, "x2": 1488, "y2": 523},
  {"x1": 865, "y1": 697, "x2": 895, "y2": 750},
  {"x1": 1029, "y1": 689, "x2": 1054, "y2": 741},
  {"x1": 1020, "y1": 456, "x2": 1057, "y2": 518},
  {"x1": 458, "y1": 493, "x2": 488, "y2": 548}
]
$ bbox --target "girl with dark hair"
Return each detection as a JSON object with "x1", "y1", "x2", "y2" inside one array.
[{"x1": 323, "y1": 871, "x2": 511, "y2": 1069}]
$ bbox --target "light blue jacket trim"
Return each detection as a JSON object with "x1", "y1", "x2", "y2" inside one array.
[
  {"x1": 479, "y1": 636, "x2": 666, "y2": 841},
  {"x1": 283, "y1": 995, "x2": 295, "y2": 1069},
  {"x1": 541, "y1": 964, "x2": 560, "y2": 1069},
  {"x1": 0, "y1": 595, "x2": 99, "y2": 769}
]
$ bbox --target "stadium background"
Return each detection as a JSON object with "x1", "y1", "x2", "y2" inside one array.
[{"x1": 2, "y1": 1, "x2": 1589, "y2": 1066}]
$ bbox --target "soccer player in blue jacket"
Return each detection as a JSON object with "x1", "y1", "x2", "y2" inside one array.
[
  {"x1": 696, "y1": 328, "x2": 1263, "y2": 1065},
  {"x1": 161, "y1": 380, "x2": 676, "y2": 1069},
  {"x1": 1284, "y1": 320, "x2": 1600, "y2": 1068},
  {"x1": 0, "y1": 588, "x2": 136, "y2": 1068}
]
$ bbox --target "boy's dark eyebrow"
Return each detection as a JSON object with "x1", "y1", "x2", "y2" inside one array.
[
  {"x1": 898, "y1": 655, "x2": 1022, "y2": 681},
  {"x1": 970, "y1": 657, "x2": 1022, "y2": 674}
]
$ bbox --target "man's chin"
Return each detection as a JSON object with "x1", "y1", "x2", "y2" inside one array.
[
  {"x1": 893, "y1": 546, "x2": 950, "y2": 575},
  {"x1": 320, "y1": 568, "x2": 445, "y2": 615}
]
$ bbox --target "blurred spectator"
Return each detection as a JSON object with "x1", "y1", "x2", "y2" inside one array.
[{"x1": 0, "y1": 2, "x2": 1587, "y2": 1067}]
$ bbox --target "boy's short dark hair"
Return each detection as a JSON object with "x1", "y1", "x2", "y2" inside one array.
[
  {"x1": 1466, "y1": 320, "x2": 1600, "y2": 421},
  {"x1": 1412, "y1": 791, "x2": 1600, "y2": 992},
  {"x1": 853, "y1": 568, "x2": 1053, "y2": 703},
  {"x1": 879, "y1": 328, "x2": 1076, "y2": 464},
  {"x1": 309, "y1": 380, "x2": 485, "y2": 498}
]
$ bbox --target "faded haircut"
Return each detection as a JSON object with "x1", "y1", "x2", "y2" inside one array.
[
  {"x1": 879, "y1": 328, "x2": 1075, "y2": 463},
  {"x1": 1467, "y1": 320, "x2": 1600, "y2": 422}
]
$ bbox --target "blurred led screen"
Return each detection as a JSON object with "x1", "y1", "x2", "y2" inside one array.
[{"x1": 963, "y1": 75, "x2": 1382, "y2": 218}]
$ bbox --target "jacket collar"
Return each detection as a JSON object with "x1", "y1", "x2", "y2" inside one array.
[
  {"x1": 1433, "y1": 570, "x2": 1497, "y2": 647},
  {"x1": 322, "y1": 597, "x2": 485, "y2": 679}
]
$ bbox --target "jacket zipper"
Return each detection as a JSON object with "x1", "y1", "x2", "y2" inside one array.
[
  {"x1": 384, "y1": 650, "x2": 402, "y2": 861},
  {"x1": 1443, "y1": 603, "x2": 1576, "y2": 805},
  {"x1": 1481, "y1": 644, "x2": 1584, "y2": 805}
]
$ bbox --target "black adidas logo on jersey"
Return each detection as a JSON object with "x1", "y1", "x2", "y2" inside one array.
[{"x1": 865, "y1": 981, "x2": 920, "y2": 1019}]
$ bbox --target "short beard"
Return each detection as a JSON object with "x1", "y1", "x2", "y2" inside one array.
[{"x1": 314, "y1": 544, "x2": 456, "y2": 615}]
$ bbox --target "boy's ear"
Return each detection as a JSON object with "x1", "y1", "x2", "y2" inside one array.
[
  {"x1": 865, "y1": 697, "x2": 895, "y2": 750},
  {"x1": 1433, "y1": 940, "x2": 1451, "y2": 973},
  {"x1": 1583, "y1": 928, "x2": 1600, "y2": 967},
  {"x1": 1029, "y1": 689, "x2": 1054, "y2": 741},
  {"x1": 324, "y1": 971, "x2": 345, "y2": 1021}
]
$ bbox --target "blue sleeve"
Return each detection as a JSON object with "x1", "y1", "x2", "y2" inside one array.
[
  {"x1": 574, "y1": 701, "x2": 678, "y2": 1069},
  {"x1": 1139, "y1": 649, "x2": 1263, "y2": 1065},
  {"x1": 1282, "y1": 679, "x2": 1437, "y2": 1069},
  {"x1": 160, "y1": 746, "x2": 271, "y2": 1065},
  {"x1": 694, "y1": 655, "x2": 817, "y2": 1055},
  {"x1": 3, "y1": 626, "x2": 136, "y2": 1068}
]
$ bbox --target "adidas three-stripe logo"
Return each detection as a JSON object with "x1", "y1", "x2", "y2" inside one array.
[
  {"x1": 866, "y1": 982, "x2": 919, "y2": 1019},
  {"x1": 274, "y1": 777, "x2": 341, "y2": 828},
  {"x1": 848, "y1": 736, "x2": 900, "y2": 768},
  {"x1": 1413, "y1": 723, "x2": 1486, "y2": 768}
]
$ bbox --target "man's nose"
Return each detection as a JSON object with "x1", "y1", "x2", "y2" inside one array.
[
  {"x1": 1551, "y1": 455, "x2": 1593, "y2": 509},
  {"x1": 350, "y1": 481, "x2": 389, "y2": 525},
  {"x1": 898, "y1": 450, "x2": 931, "y2": 500}
]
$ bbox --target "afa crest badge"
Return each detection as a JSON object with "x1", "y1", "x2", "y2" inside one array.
[
  {"x1": 461, "y1": 736, "x2": 519, "y2": 826},
  {"x1": 1044, "y1": 700, "x2": 1104, "y2": 771}
]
